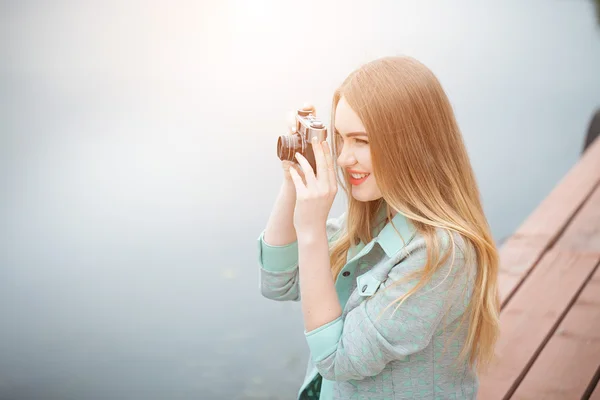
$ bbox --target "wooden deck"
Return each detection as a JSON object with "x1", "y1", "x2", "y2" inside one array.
[{"x1": 479, "y1": 136, "x2": 600, "y2": 399}]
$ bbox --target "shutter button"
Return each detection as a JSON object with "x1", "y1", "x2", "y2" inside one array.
[{"x1": 342, "y1": 271, "x2": 350, "y2": 277}]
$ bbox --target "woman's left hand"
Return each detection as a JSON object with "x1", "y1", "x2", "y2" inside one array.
[{"x1": 288, "y1": 137, "x2": 338, "y2": 239}]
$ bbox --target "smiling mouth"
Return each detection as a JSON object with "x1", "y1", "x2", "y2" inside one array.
[{"x1": 348, "y1": 172, "x2": 370, "y2": 185}]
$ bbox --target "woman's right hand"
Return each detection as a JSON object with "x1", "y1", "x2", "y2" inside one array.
[{"x1": 282, "y1": 103, "x2": 316, "y2": 185}]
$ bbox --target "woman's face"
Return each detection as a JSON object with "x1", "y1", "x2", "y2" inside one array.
[{"x1": 334, "y1": 96, "x2": 383, "y2": 202}]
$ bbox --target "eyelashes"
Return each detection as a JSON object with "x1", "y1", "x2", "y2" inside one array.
[{"x1": 335, "y1": 133, "x2": 369, "y2": 146}]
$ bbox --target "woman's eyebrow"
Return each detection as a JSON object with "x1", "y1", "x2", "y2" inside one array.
[{"x1": 334, "y1": 128, "x2": 368, "y2": 137}]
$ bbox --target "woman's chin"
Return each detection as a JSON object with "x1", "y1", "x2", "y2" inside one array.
[{"x1": 351, "y1": 186, "x2": 382, "y2": 202}]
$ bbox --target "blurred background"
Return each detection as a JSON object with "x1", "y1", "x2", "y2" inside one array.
[{"x1": 1, "y1": 1, "x2": 600, "y2": 399}]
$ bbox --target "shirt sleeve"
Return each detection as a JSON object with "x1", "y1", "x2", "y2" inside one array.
[
  {"x1": 304, "y1": 240, "x2": 474, "y2": 381},
  {"x1": 258, "y1": 213, "x2": 346, "y2": 301}
]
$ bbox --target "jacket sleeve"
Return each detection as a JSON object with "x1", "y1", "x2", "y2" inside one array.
[
  {"x1": 258, "y1": 213, "x2": 346, "y2": 301},
  {"x1": 304, "y1": 239, "x2": 474, "y2": 381}
]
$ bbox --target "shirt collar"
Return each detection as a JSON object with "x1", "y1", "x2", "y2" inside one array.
[{"x1": 375, "y1": 210, "x2": 417, "y2": 257}]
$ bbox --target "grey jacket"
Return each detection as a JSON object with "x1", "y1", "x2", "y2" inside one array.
[{"x1": 257, "y1": 211, "x2": 478, "y2": 399}]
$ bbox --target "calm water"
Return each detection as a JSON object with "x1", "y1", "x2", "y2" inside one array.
[{"x1": 1, "y1": 1, "x2": 599, "y2": 399}]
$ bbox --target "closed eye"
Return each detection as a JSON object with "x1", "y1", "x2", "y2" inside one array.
[{"x1": 334, "y1": 128, "x2": 369, "y2": 145}]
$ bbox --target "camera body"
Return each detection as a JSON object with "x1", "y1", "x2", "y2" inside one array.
[{"x1": 277, "y1": 109, "x2": 328, "y2": 172}]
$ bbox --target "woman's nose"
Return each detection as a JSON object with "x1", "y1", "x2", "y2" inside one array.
[{"x1": 337, "y1": 146, "x2": 356, "y2": 167}]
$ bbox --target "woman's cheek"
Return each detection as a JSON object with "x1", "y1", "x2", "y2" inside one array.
[{"x1": 356, "y1": 147, "x2": 373, "y2": 169}]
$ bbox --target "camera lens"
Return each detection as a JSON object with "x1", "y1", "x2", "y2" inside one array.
[{"x1": 277, "y1": 133, "x2": 306, "y2": 162}]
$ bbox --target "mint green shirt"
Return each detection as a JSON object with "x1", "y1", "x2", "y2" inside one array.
[{"x1": 257, "y1": 210, "x2": 478, "y2": 399}]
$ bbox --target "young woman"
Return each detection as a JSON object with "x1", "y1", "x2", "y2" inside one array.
[{"x1": 257, "y1": 56, "x2": 500, "y2": 400}]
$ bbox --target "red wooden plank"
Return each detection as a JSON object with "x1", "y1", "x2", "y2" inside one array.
[
  {"x1": 515, "y1": 137, "x2": 600, "y2": 239},
  {"x1": 480, "y1": 166, "x2": 600, "y2": 399},
  {"x1": 497, "y1": 236, "x2": 547, "y2": 307},
  {"x1": 496, "y1": 138, "x2": 600, "y2": 306},
  {"x1": 591, "y1": 382, "x2": 600, "y2": 400},
  {"x1": 510, "y1": 265, "x2": 600, "y2": 399},
  {"x1": 478, "y1": 250, "x2": 600, "y2": 399},
  {"x1": 553, "y1": 184, "x2": 600, "y2": 255}
]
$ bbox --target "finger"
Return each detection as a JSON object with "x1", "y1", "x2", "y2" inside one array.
[
  {"x1": 288, "y1": 165, "x2": 307, "y2": 195},
  {"x1": 282, "y1": 160, "x2": 293, "y2": 171},
  {"x1": 290, "y1": 163, "x2": 307, "y2": 185},
  {"x1": 294, "y1": 152, "x2": 317, "y2": 189},
  {"x1": 311, "y1": 136, "x2": 328, "y2": 183},
  {"x1": 322, "y1": 140, "x2": 338, "y2": 189}
]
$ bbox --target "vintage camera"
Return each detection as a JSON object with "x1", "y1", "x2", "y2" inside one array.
[{"x1": 277, "y1": 109, "x2": 328, "y2": 172}]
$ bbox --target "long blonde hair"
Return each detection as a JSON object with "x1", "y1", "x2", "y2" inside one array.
[{"x1": 328, "y1": 56, "x2": 500, "y2": 373}]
